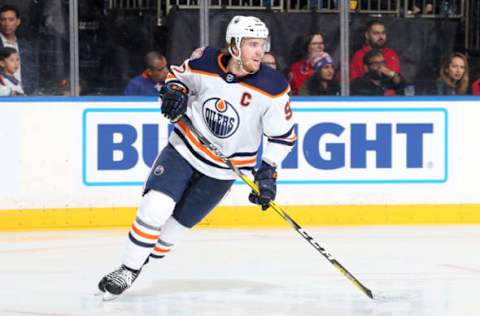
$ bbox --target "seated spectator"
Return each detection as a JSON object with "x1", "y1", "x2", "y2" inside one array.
[
  {"x1": 288, "y1": 33, "x2": 330, "y2": 95},
  {"x1": 261, "y1": 52, "x2": 279, "y2": 70},
  {"x1": 435, "y1": 52, "x2": 468, "y2": 95},
  {"x1": 124, "y1": 51, "x2": 168, "y2": 96},
  {"x1": 409, "y1": 0, "x2": 460, "y2": 16},
  {"x1": 437, "y1": 0, "x2": 461, "y2": 15},
  {"x1": 0, "y1": 47, "x2": 23, "y2": 95},
  {"x1": 350, "y1": 49, "x2": 406, "y2": 96},
  {"x1": 350, "y1": 20, "x2": 400, "y2": 83},
  {"x1": 0, "y1": 4, "x2": 36, "y2": 95},
  {"x1": 298, "y1": 54, "x2": 339, "y2": 96},
  {"x1": 409, "y1": 0, "x2": 433, "y2": 14},
  {"x1": 472, "y1": 78, "x2": 480, "y2": 96}
]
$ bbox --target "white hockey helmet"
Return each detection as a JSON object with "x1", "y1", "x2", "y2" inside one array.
[{"x1": 225, "y1": 16, "x2": 270, "y2": 53}]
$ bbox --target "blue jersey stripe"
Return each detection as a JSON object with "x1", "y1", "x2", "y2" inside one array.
[{"x1": 128, "y1": 232, "x2": 156, "y2": 248}]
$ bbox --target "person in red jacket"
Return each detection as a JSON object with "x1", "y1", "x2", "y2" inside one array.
[
  {"x1": 350, "y1": 20, "x2": 400, "y2": 83},
  {"x1": 288, "y1": 33, "x2": 330, "y2": 95},
  {"x1": 472, "y1": 77, "x2": 480, "y2": 95}
]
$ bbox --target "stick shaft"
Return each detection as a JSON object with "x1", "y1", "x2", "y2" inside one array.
[{"x1": 181, "y1": 117, "x2": 374, "y2": 299}]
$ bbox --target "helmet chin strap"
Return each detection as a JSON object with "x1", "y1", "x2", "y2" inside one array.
[{"x1": 228, "y1": 45, "x2": 255, "y2": 75}]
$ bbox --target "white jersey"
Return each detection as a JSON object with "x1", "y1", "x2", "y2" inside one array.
[
  {"x1": 166, "y1": 47, "x2": 296, "y2": 180},
  {"x1": 0, "y1": 72, "x2": 24, "y2": 96}
]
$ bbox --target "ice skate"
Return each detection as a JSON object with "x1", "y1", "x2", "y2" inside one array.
[{"x1": 98, "y1": 265, "x2": 141, "y2": 301}]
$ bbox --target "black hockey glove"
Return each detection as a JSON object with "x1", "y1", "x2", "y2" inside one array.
[
  {"x1": 160, "y1": 84, "x2": 188, "y2": 123},
  {"x1": 248, "y1": 161, "x2": 277, "y2": 211}
]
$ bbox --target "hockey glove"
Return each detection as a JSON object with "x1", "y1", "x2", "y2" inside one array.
[
  {"x1": 160, "y1": 84, "x2": 188, "y2": 123},
  {"x1": 248, "y1": 161, "x2": 277, "y2": 210}
]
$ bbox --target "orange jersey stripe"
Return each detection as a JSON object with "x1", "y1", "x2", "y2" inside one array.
[
  {"x1": 153, "y1": 245, "x2": 171, "y2": 253},
  {"x1": 131, "y1": 224, "x2": 160, "y2": 240},
  {"x1": 177, "y1": 121, "x2": 257, "y2": 166},
  {"x1": 271, "y1": 129, "x2": 297, "y2": 142},
  {"x1": 217, "y1": 53, "x2": 228, "y2": 73},
  {"x1": 189, "y1": 62, "x2": 290, "y2": 99},
  {"x1": 188, "y1": 70, "x2": 289, "y2": 98},
  {"x1": 285, "y1": 133, "x2": 297, "y2": 141}
]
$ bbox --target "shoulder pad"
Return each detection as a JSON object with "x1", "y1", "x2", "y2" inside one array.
[
  {"x1": 242, "y1": 65, "x2": 289, "y2": 97},
  {"x1": 189, "y1": 47, "x2": 206, "y2": 60},
  {"x1": 188, "y1": 47, "x2": 222, "y2": 73}
]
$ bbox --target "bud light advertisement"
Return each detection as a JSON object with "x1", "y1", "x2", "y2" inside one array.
[{"x1": 83, "y1": 105, "x2": 447, "y2": 186}]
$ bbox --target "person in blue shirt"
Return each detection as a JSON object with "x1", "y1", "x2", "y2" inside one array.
[{"x1": 124, "y1": 51, "x2": 168, "y2": 96}]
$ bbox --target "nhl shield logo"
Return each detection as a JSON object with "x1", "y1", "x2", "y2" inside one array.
[{"x1": 202, "y1": 98, "x2": 240, "y2": 138}]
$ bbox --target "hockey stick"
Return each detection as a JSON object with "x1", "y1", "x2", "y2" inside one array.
[{"x1": 180, "y1": 116, "x2": 374, "y2": 300}]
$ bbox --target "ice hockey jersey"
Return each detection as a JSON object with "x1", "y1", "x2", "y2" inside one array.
[{"x1": 166, "y1": 47, "x2": 296, "y2": 180}]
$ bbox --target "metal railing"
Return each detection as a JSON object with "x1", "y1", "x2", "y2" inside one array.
[
  {"x1": 107, "y1": 0, "x2": 464, "y2": 18},
  {"x1": 108, "y1": 0, "x2": 158, "y2": 10},
  {"x1": 287, "y1": 0, "x2": 339, "y2": 12},
  {"x1": 466, "y1": 0, "x2": 478, "y2": 49},
  {"x1": 403, "y1": 0, "x2": 464, "y2": 18},
  {"x1": 287, "y1": 0, "x2": 401, "y2": 15},
  {"x1": 352, "y1": 0, "x2": 401, "y2": 15},
  {"x1": 165, "y1": 0, "x2": 284, "y2": 13},
  {"x1": 164, "y1": 0, "x2": 400, "y2": 14}
]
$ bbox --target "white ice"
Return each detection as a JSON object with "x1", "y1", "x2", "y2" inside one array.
[{"x1": 1, "y1": 225, "x2": 479, "y2": 316}]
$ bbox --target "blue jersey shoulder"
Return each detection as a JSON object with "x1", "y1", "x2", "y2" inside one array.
[
  {"x1": 187, "y1": 47, "x2": 289, "y2": 96},
  {"x1": 188, "y1": 47, "x2": 222, "y2": 74},
  {"x1": 243, "y1": 65, "x2": 289, "y2": 96}
]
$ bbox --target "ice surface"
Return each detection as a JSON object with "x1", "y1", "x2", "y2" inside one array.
[{"x1": 0, "y1": 225, "x2": 479, "y2": 316}]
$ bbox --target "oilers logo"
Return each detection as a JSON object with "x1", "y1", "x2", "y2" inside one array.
[{"x1": 202, "y1": 98, "x2": 240, "y2": 138}]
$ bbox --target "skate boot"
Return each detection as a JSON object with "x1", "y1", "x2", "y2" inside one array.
[{"x1": 98, "y1": 265, "x2": 141, "y2": 301}]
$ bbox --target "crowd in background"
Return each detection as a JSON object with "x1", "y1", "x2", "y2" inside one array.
[
  {"x1": 0, "y1": 1, "x2": 477, "y2": 97},
  {"x1": 271, "y1": 19, "x2": 472, "y2": 96}
]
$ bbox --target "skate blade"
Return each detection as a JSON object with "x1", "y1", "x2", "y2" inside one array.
[{"x1": 102, "y1": 291, "x2": 120, "y2": 301}]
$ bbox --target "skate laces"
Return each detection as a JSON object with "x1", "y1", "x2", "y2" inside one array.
[{"x1": 107, "y1": 266, "x2": 138, "y2": 290}]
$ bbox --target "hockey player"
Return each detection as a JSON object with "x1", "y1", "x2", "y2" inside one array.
[{"x1": 97, "y1": 15, "x2": 296, "y2": 300}]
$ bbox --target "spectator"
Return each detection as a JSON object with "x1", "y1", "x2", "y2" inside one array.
[
  {"x1": 435, "y1": 52, "x2": 468, "y2": 95},
  {"x1": 433, "y1": 0, "x2": 461, "y2": 16},
  {"x1": 298, "y1": 53, "x2": 339, "y2": 96},
  {"x1": 0, "y1": 47, "x2": 24, "y2": 95},
  {"x1": 0, "y1": 5, "x2": 36, "y2": 95},
  {"x1": 261, "y1": 52, "x2": 279, "y2": 70},
  {"x1": 350, "y1": 49, "x2": 406, "y2": 96},
  {"x1": 410, "y1": 0, "x2": 433, "y2": 14},
  {"x1": 288, "y1": 33, "x2": 330, "y2": 95},
  {"x1": 124, "y1": 51, "x2": 168, "y2": 96},
  {"x1": 472, "y1": 77, "x2": 480, "y2": 96},
  {"x1": 350, "y1": 20, "x2": 400, "y2": 83}
]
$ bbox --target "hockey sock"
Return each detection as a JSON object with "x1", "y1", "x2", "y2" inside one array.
[
  {"x1": 148, "y1": 216, "x2": 190, "y2": 260},
  {"x1": 122, "y1": 191, "x2": 175, "y2": 270},
  {"x1": 150, "y1": 238, "x2": 173, "y2": 259}
]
